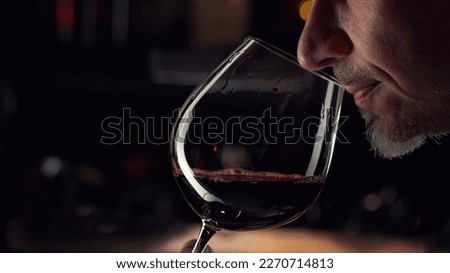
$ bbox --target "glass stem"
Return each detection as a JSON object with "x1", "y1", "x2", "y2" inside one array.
[{"x1": 191, "y1": 219, "x2": 220, "y2": 253}]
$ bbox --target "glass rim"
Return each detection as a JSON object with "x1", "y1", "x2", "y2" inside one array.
[{"x1": 245, "y1": 36, "x2": 343, "y2": 87}]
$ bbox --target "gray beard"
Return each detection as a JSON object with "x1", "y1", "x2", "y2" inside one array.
[{"x1": 361, "y1": 111, "x2": 427, "y2": 159}]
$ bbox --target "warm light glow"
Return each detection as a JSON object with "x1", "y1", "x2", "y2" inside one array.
[
  {"x1": 363, "y1": 193, "x2": 382, "y2": 212},
  {"x1": 299, "y1": 0, "x2": 312, "y2": 21}
]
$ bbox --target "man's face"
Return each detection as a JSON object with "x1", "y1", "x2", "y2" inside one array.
[{"x1": 297, "y1": 0, "x2": 450, "y2": 158}]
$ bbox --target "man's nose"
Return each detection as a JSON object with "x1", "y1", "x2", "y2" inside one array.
[{"x1": 297, "y1": 1, "x2": 352, "y2": 71}]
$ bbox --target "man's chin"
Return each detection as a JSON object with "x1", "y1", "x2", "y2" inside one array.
[
  {"x1": 360, "y1": 111, "x2": 428, "y2": 159},
  {"x1": 366, "y1": 128, "x2": 426, "y2": 159}
]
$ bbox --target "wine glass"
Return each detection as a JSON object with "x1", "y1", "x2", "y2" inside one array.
[{"x1": 170, "y1": 36, "x2": 344, "y2": 253}]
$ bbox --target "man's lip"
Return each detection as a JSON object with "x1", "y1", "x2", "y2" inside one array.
[
  {"x1": 345, "y1": 81, "x2": 380, "y2": 95},
  {"x1": 345, "y1": 81, "x2": 380, "y2": 103}
]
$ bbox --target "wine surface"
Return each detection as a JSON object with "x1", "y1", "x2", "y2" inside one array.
[{"x1": 176, "y1": 168, "x2": 324, "y2": 230}]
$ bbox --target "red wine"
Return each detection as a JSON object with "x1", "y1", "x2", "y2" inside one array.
[{"x1": 175, "y1": 168, "x2": 325, "y2": 231}]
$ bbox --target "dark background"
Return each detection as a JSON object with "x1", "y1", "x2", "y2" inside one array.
[{"x1": 1, "y1": 0, "x2": 449, "y2": 252}]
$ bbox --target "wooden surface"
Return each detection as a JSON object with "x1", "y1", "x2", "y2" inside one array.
[
  {"x1": 155, "y1": 225, "x2": 426, "y2": 253},
  {"x1": 8, "y1": 220, "x2": 427, "y2": 252}
]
